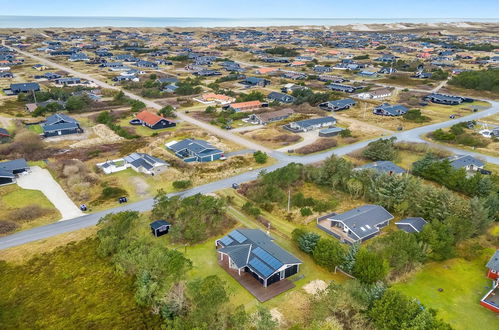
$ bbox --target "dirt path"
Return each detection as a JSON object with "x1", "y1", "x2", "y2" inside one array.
[{"x1": 16, "y1": 166, "x2": 84, "y2": 220}]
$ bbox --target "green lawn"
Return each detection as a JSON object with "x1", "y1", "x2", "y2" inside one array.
[
  {"x1": 0, "y1": 185, "x2": 61, "y2": 232},
  {"x1": 26, "y1": 124, "x2": 43, "y2": 134},
  {"x1": 393, "y1": 252, "x2": 499, "y2": 330}
]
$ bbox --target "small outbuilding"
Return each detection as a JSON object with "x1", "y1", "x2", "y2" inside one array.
[
  {"x1": 150, "y1": 220, "x2": 171, "y2": 237},
  {"x1": 395, "y1": 217, "x2": 428, "y2": 233}
]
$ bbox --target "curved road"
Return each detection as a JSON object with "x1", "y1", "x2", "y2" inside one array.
[{"x1": 1, "y1": 46, "x2": 498, "y2": 250}]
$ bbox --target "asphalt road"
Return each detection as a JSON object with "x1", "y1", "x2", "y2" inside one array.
[{"x1": 1, "y1": 46, "x2": 499, "y2": 250}]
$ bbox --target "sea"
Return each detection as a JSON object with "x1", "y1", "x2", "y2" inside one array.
[{"x1": 0, "y1": 16, "x2": 498, "y2": 29}]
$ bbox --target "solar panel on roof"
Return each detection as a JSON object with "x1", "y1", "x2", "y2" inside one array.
[
  {"x1": 249, "y1": 257, "x2": 273, "y2": 278},
  {"x1": 219, "y1": 236, "x2": 234, "y2": 246},
  {"x1": 252, "y1": 247, "x2": 283, "y2": 270},
  {"x1": 228, "y1": 230, "x2": 247, "y2": 243}
]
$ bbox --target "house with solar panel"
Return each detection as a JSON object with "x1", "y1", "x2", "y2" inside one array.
[
  {"x1": 317, "y1": 205, "x2": 393, "y2": 244},
  {"x1": 215, "y1": 229, "x2": 302, "y2": 290},
  {"x1": 166, "y1": 138, "x2": 224, "y2": 162}
]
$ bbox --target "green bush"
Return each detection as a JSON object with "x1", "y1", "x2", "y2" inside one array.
[
  {"x1": 253, "y1": 151, "x2": 268, "y2": 164},
  {"x1": 300, "y1": 207, "x2": 313, "y2": 216},
  {"x1": 172, "y1": 180, "x2": 192, "y2": 190}
]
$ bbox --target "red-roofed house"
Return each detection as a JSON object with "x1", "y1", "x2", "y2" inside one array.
[{"x1": 132, "y1": 110, "x2": 176, "y2": 130}]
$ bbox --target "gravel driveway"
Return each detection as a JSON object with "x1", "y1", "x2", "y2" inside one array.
[{"x1": 16, "y1": 166, "x2": 84, "y2": 220}]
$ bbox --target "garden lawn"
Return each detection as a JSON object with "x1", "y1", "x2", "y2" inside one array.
[
  {"x1": 0, "y1": 185, "x2": 61, "y2": 232},
  {"x1": 393, "y1": 254, "x2": 498, "y2": 330},
  {"x1": 27, "y1": 124, "x2": 43, "y2": 134}
]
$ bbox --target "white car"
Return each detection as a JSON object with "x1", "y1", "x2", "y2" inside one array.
[{"x1": 479, "y1": 129, "x2": 493, "y2": 138}]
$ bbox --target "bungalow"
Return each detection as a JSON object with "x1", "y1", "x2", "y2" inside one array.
[
  {"x1": 162, "y1": 84, "x2": 179, "y2": 93},
  {"x1": 316, "y1": 205, "x2": 394, "y2": 244},
  {"x1": 395, "y1": 217, "x2": 428, "y2": 233},
  {"x1": 135, "y1": 60, "x2": 158, "y2": 69},
  {"x1": 196, "y1": 93, "x2": 235, "y2": 105},
  {"x1": 25, "y1": 99, "x2": 66, "y2": 113},
  {"x1": 54, "y1": 77, "x2": 83, "y2": 86},
  {"x1": 447, "y1": 154, "x2": 484, "y2": 172},
  {"x1": 318, "y1": 74, "x2": 347, "y2": 83},
  {"x1": 3, "y1": 82, "x2": 40, "y2": 96},
  {"x1": 216, "y1": 228, "x2": 302, "y2": 288},
  {"x1": 355, "y1": 161, "x2": 406, "y2": 175},
  {"x1": 285, "y1": 116, "x2": 336, "y2": 133},
  {"x1": 158, "y1": 77, "x2": 179, "y2": 85},
  {"x1": 0, "y1": 71, "x2": 13, "y2": 78},
  {"x1": 240, "y1": 77, "x2": 270, "y2": 87},
  {"x1": 373, "y1": 103, "x2": 408, "y2": 116},
  {"x1": 375, "y1": 54, "x2": 398, "y2": 62},
  {"x1": 267, "y1": 91, "x2": 295, "y2": 104},
  {"x1": 195, "y1": 69, "x2": 222, "y2": 77},
  {"x1": 0, "y1": 158, "x2": 29, "y2": 185},
  {"x1": 132, "y1": 110, "x2": 176, "y2": 130},
  {"x1": 248, "y1": 108, "x2": 294, "y2": 125},
  {"x1": 318, "y1": 127, "x2": 344, "y2": 137},
  {"x1": 167, "y1": 138, "x2": 224, "y2": 162},
  {"x1": 480, "y1": 250, "x2": 499, "y2": 313},
  {"x1": 150, "y1": 220, "x2": 171, "y2": 237},
  {"x1": 42, "y1": 113, "x2": 81, "y2": 137},
  {"x1": 319, "y1": 98, "x2": 356, "y2": 112},
  {"x1": 32, "y1": 64, "x2": 48, "y2": 71},
  {"x1": 356, "y1": 88, "x2": 392, "y2": 100},
  {"x1": 424, "y1": 93, "x2": 472, "y2": 105},
  {"x1": 69, "y1": 53, "x2": 89, "y2": 62},
  {"x1": 326, "y1": 83, "x2": 357, "y2": 93},
  {"x1": 226, "y1": 100, "x2": 265, "y2": 112},
  {"x1": 97, "y1": 152, "x2": 169, "y2": 175}
]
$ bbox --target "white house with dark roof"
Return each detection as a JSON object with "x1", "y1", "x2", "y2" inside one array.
[
  {"x1": 97, "y1": 153, "x2": 168, "y2": 175},
  {"x1": 317, "y1": 205, "x2": 393, "y2": 244}
]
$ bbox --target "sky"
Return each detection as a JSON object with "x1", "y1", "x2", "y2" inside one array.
[{"x1": 0, "y1": 0, "x2": 498, "y2": 18}]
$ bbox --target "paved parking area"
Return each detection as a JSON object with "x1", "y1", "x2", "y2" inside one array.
[{"x1": 16, "y1": 166, "x2": 84, "y2": 220}]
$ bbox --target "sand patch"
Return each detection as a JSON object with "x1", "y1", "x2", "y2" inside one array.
[
  {"x1": 270, "y1": 308, "x2": 284, "y2": 325},
  {"x1": 303, "y1": 279, "x2": 328, "y2": 295}
]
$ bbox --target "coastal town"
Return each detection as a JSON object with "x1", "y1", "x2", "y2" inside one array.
[{"x1": 0, "y1": 21, "x2": 498, "y2": 329}]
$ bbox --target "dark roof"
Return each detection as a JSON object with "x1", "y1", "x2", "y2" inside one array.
[
  {"x1": 447, "y1": 155, "x2": 484, "y2": 169},
  {"x1": 356, "y1": 161, "x2": 406, "y2": 175},
  {"x1": 0, "y1": 127, "x2": 9, "y2": 136},
  {"x1": 396, "y1": 217, "x2": 427, "y2": 233},
  {"x1": 486, "y1": 250, "x2": 499, "y2": 272},
  {"x1": 44, "y1": 113, "x2": 78, "y2": 126},
  {"x1": 373, "y1": 103, "x2": 408, "y2": 116},
  {"x1": 0, "y1": 158, "x2": 28, "y2": 176},
  {"x1": 291, "y1": 116, "x2": 336, "y2": 129},
  {"x1": 325, "y1": 205, "x2": 393, "y2": 240},
  {"x1": 168, "y1": 138, "x2": 222, "y2": 156},
  {"x1": 150, "y1": 220, "x2": 171, "y2": 230},
  {"x1": 124, "y1": 152, "x2": 168, "y2": 170},
  {"x1": 10, "y1": 82, "x2": 40, "y2": 92},
  {"x1": 216, "y1": 229, "x2": 302, "y2": 279}
]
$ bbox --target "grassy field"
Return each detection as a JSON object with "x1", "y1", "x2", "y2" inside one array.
[
  {"x1": 0, "y1": 239, "x2": 160, "y2": 329},
  {"x1": 393, "y1": 252, "x2": 499, "y2": 329},
  {"x1": 26, "y1": 124, "x2": 43, "y2": 134},
  {"x1": 0, "y1": 185, "x2": 61, "y2": 233}
]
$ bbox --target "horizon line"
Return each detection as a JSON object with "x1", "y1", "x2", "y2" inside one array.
[{"x1": 1, "y1": 15, "x2": 499, "y2": 20}]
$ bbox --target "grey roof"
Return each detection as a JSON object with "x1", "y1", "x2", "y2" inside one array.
[
  {"x1": 373, "y1": 103, "x2": 408, "y2": 116},
  {"x1": 10, "y1": 82, "x2": 40, "y2": 92},
  {"x1": 268, "y1": 91, "x2": 295, "y2": 103},
  {"x1": 326, "y1": 205, "x2": 393, "y2": 240},
  {"x1": 0, "y1": 127, "x2": 9, "y2": 136},
  {"x1": 168, "y1": 138, "x2": 222, "y2": 156},
  {"x1": 327, "y1": 98, "x2": 356, "y2": 108},
  {"x1": 0, "y1": 158, "x2": 29, "y2": 174},
  {"x1": 486, "y1": 250, "x2": 499, "y2": 272},
  {"x1": 396, "y1": 217, "x2": 428, "y2": 233},
  {"x1": 447, "y1": 155, "x2": 484, "y2": 169},
  {"x1": 356, "y1": 161, "x2": 406, "y2": 175},
  {"x1": 216, "y1": 228, "x2": 302, "y2": 279},
  {"x1": 124, "y1": 152, "x2": 168, "y2": 170},
  {"x1": 42, "y1": 122, "x2": 79, "y2": 132},
  {"x1": 44, "y1": 113, "x2": 78, "y2": 126},
  {"x1": 291, "y1": 116, "x2": 336, "y2": 129}
]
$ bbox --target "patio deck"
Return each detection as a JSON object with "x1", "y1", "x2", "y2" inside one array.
[
  {"x1": 482, "y1": 285, "x2": 499, "y2": 312},
  {"x1": 317, "y1": 219, "x2": 357, "y2": 244},
  {"x1": 218, "y1": 257, "x2": 295, "y2": 302}
]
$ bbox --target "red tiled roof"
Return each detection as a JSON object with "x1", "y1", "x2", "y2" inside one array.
[{"x1": 136, "y1": 110, "x2": 168, "y2": 125}]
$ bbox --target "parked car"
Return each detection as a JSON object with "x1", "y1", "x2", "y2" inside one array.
[
  {"x1": 232, "y1": 183, "x2": 239, "y2": 189},
  {"x1": 118, "y1": 197, "x2": 128, "y2": 203}
]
